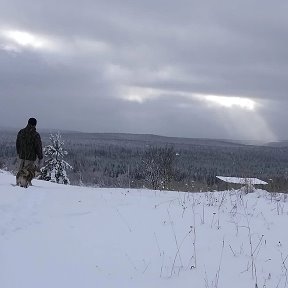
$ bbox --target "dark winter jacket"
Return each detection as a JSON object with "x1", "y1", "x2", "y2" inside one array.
[{"x1": 16, "y1": 124, "x2": 43, "y2": 161}]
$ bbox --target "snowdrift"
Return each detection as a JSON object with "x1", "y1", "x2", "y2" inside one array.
[{"x1": 0, "y1": 170, "x2": 288, "y2": 288}]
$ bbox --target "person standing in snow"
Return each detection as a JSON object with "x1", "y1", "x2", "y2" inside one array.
[{"x1": 16, "y1": 117, "x2": 43, "y2": 175}]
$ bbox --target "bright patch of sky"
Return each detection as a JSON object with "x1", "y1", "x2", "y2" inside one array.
[
  {"x1": 121, "y1": 86, "x2": 161, "y2": 103},
  {"x1": 121, "y1": 86, "x2": 256, "y2": 111},
  {"x1": 0, "y1": 29, "x2": 57, "y2": 52},
  {"x1": 200, "y1": 95, "x2": 256, "y2": 111}
]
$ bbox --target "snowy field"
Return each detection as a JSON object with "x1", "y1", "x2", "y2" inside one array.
[{"x1": 1, "y1": 170, "x2": 288, "y2": 288}]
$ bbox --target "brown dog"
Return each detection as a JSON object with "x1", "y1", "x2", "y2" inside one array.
[{"x1": 16, "y1": 163, "x2": 40, "y2": 188}]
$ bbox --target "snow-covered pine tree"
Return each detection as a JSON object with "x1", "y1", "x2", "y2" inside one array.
[{"x1": 40, "y1": 132, "x2": 72, "y2": 184}]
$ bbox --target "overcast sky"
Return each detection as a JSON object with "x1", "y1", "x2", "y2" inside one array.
[{"x1": 0, "y1": 0, "x2": 287, "y2": 141}]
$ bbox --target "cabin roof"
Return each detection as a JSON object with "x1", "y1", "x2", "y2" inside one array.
[{"x1": 216, "y1": 176, "x2": 268, "y2": 185}]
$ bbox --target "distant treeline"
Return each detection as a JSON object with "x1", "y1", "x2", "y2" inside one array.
[{"x1": 1, "y1": 130, "x2": 288, "y2": 192}]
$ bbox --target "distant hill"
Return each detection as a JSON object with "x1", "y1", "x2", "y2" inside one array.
[
  {"x1": 0, "y1": 126, "x2": 280, "y2": 147},
  {"x1": 53, "y1": 132, "x2": 250, "y2": 148},
  {"x1": 264, "y1": 141, "x2": 288, "y2": 147}
]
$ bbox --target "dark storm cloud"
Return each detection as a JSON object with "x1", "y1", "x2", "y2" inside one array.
[{"x1": 0, "y1": 0, "x2": 287, "y2": 140}]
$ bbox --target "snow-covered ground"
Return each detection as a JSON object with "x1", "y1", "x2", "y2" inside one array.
[{"x1": 1, "y1": 170, "x2": 288, "y2": 288}]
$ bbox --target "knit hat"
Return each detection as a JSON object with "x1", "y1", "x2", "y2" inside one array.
[{"x1": 28, "y1": 118, "x2": 37, "y2": 126}]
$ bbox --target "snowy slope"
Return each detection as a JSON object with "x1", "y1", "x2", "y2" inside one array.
[{"x1": 1, "y1": 170, "x2": 288, "y2": 288}]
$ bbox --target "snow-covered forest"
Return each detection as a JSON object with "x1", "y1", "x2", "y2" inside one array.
[{"x1": 1, "y1": 129, "x2": 288, "y2": 191}]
